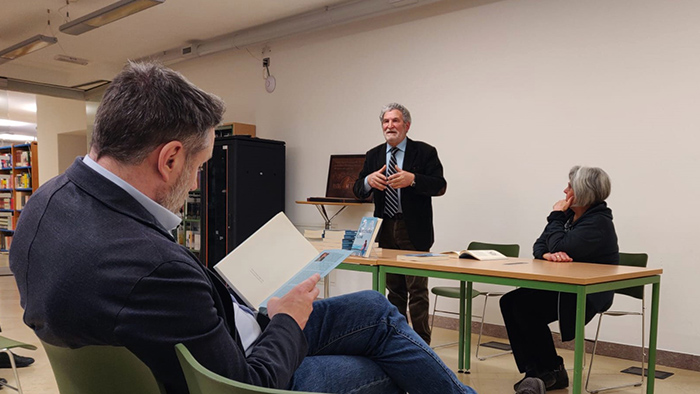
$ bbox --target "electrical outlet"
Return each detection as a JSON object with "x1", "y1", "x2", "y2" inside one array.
[{"x1": 263, "y1": 57, "x2": 270, "y2": 67}]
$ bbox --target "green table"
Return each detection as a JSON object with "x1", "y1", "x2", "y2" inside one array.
[{"x1": 375, "y1": 257, "x2": 662, "y2": 394}]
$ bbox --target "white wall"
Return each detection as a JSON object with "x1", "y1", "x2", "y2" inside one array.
[
  {"x1": 36, "y1": 96, "x2": 87, "y2": 185},
  {"x1": 57, "y1": 132, "x2": 89, "y2": 174},
  {"x1": 173, "y1": 0, "x2": 700, "y2": 355}
]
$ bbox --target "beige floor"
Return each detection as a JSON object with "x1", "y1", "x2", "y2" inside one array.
[{"x1": 1, "y1": 275, "x2": 698, "y2": 394}]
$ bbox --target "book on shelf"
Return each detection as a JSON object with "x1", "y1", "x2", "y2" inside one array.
[
  {"x1": 14, "y1": 173, "x2": 31, "y2": 189},
  {"x1": 185, "y1": 193, "x2": 201, "y2": 219},
  {"x1": 213, "y1": 212, "x2": 352, "y2": 314},
  {"x1": 15, "y1": 191, "x2": 30, "y2": 210},
  {"x1": 0, "y1": 154, "x2": 11, "y2": 169},
  {"x1": 441, "y1": 249, "x2": 508, "y2": 261},
  {"x1": 0, "y1": 212, "x2": 12, "y2": 230},
  {"x1": 350, "y1": 217, "x2": 382, "y2": 258},
  {"x1": 397, "y1": 252, "x2": 452, "y2": 262},
  {"x1": 19, "y1": 151, "x2": 30, "y2": 167},
  {"x1": 0, "y1": 233, "x2": 12, "y2": 250},
  {"x1": 0, "y1": 193, "x2": 12, "y2": 210},
  {"x1": 0, "y1": 174, "x2": 10, "y2": 189},
  {"x1": 185, "y1": 230, "x2": 201, "y2": 251}
]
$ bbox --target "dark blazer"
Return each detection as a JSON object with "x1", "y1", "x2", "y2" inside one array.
[
  {"x1": 532, "y1": 201, "x2": 619, "y2": 341},
  {"x1": 353, "y1": 138, "x2": 446, "y2": 251},
  {"x1": 10, "y1": 158, "x2": 307, "y2": 394}
]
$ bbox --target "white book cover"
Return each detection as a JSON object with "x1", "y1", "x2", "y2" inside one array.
[{"x1": 213, "y1": 212, "x2": 350, "y2": 311}]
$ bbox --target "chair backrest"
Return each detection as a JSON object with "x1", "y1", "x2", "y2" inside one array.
[
  {"x1": 41, "y1": 341, "x2": 166, "y2": 394},
  {"x1": 175, "y1": 343, "x2": 325, "y2": 394},
  {"x1": 468, "y1": 241, "x2": 520, "y2": 258},
  {"x1": 616, "y1": 252, "x2": 649, "y2": 300}
]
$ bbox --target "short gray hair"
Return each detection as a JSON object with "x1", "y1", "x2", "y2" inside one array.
[
  {"x1": 91, "y1": 61, "x2": 225, "y2": 165},
  {"x1": 568, "y1": 166, "x2": 611, "y2": 207},
  {"x1": 379, "y1": 103, "x2": 411, "y2": 124}
]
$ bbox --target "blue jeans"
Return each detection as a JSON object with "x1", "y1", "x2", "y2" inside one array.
[{"x1": 290, "y1": 290, "x2": 477, "y2": 394}]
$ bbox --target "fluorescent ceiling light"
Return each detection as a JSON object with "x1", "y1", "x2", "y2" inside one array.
[
  {"x1": 0, "y1": 35, "x2": 58, "y2": 64},
  {"x1": 59, "y1": 0, "x2": 165, "y2": 35},
  {"x1": 0, "y1": 119, "x2": 33, "y2": 128},
  {"x1": 0, "y1": 134, "x2": 37, "y2": 142}
]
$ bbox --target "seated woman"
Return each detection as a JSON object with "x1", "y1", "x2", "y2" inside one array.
[{"x1": 500, "y1": 166, "x2": 619, "y2": 392}]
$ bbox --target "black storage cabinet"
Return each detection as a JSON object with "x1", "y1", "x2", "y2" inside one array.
[{"x1": 202, "y1": 135, "x2": 285, "y2": 266}]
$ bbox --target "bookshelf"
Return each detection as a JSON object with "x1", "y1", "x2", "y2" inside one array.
[
  {"x1": 174, "y1": 172, "x2": 203, "y2": 260},
  {"x1": 0, "y1": 141, "x2": 39, "y2": 273}
]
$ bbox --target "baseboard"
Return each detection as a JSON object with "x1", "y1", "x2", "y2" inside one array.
[{"x1": 430, "y1": 315, "x2": 700, "y2": 372}]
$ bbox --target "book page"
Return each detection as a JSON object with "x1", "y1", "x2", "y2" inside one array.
[
  {"x1": 460, "y1": 250, "x2": 507, "y2": 261},
  {"x1": 259, "y1": 249, "x2": 352, "y2": 311},
  {"x1": 213, "y1": 212, "x2": 320, "y2": 309}
]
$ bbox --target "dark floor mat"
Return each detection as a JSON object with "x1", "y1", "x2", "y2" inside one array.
[
  {"x1": 479, "y1": 341, "x2": 512, "y2": 351},
  {"x1": 621, "y1": 366, "x2": 674, "y2": 379}
]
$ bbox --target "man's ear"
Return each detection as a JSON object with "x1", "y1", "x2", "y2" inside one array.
[
  {"x1": 405, "y1": 122, "x2": 411, "y2": 132},
  {"x1": 157, "y1": 141, "x2": 186, "y2": 182}
]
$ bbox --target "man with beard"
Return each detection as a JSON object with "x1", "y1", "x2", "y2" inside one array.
[
  {"x1": 354, "y1": 103, "x2": 447, "y2": 345},
  {"x1": 10, "y1": 63, "x2": 481, "y2": 394}
]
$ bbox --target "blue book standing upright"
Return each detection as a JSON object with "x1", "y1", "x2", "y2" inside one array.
[{"x1": 350, "y1": 217, "x2": 383, "y2": 258}]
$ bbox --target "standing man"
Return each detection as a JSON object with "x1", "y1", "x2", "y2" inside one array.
[
  {"x1": 354, "y1": 103, "x2": 446, "y2": 344},
  {"x1": 10, "y1": 64, "x2": 476, "y2": 394}
]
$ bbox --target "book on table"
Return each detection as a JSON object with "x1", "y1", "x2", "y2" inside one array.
[
  {"x1": 396, "y1": 252, "x2": 451, "y2": 262},
  {"x1": 213, "y1": 211, "x2": 352, "y2": 314},
  {"x1": 350, "y1": 217, "x2": 383, "y2": 258},
  {"x1": 441, "y1": 249, "x2": 508, "y2": 261}
]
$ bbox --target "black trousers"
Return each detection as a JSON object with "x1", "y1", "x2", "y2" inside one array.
[
  {"x1": 500, "y1": 287, "x2": 601, "y2": 374},
  {"x1": 378, "y1": 216, "x2": 431, "y2": 345},
  {"x1": 500, "y1": 288, "x2": 565, "y2": 374}
]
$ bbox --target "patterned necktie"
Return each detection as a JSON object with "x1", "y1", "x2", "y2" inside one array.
[{"x1": 384, "y1": 147, "x2": 399, "y2": 218}]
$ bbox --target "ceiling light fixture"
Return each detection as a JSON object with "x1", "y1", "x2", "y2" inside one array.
[
  {"x1": 0, "y1": 119, "x2": 33, "y2": 128},
  {"x1": 0, "y1": 134, "x2": 37, "y2": 142},
  {"x1": 59, "y1": 0, "x2": 165, "y2": 35},
  {"x1": 0, "y1": 35, "x2": 58, "y2": 65},
  {"x1": 54, "y1": 54, "x2": 90, "y2": 66}
]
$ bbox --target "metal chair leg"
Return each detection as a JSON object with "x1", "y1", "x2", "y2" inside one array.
[
  {"x1": 430, "y1": 293, "x2": 460, "y2": 349},
  {"x1": 585, "y1": 298, "x2": 646, "y2": 393},
  {"x1": 0, "y1": 349, "x2": 24, "y2": 393},
  {"x1": 430, "y1": 293, "x2": 438, "y2": 332},
  {"x1": 475, "y1": 294, "x2": 512, "y2": 361}
]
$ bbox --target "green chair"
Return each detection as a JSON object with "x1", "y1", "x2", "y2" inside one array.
[
  {"x1": 175, "y1": 343, "x2": 327, "y2": 394},
  {"x1": 41, "y1": 341, "x2": 166, "y2": 394},
  {"x1": 585, "y1": 252, "x2": 649, "y2": 394},
  {"x1": 0, "y1": 336, "x2": 37, "y2": 394},
  {"x1": 430, "y1": 241, "x2": 520, "y2": 360}
]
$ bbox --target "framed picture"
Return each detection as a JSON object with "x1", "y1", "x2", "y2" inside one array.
[{"x1": 325, "y1": 154, "x2": 366, "y2": 199}]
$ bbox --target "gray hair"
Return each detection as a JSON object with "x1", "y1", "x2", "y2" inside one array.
[
  {"x1": 568, "y1": 166, "x2": 611, "y2": 207},
  {"x1": 379, "y1": 103, "x2": 411, "y2": 124},
  {"x1": 91, "y1": 61, "x2": 225, "y2": 165}
]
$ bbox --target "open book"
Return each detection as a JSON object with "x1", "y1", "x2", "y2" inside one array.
[
  {"x1": 213, "y1": 212, "x2": 352, "y2": 313},
  {"x1": 350, "y1": 217, "x2": 383, "y2": 258},
  {"x1": 442, "y1": 249, "x2": 508, "y2": 261}
]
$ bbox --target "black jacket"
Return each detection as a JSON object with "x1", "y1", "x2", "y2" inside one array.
[
  {"x1": 353, "y1": 138, "x2": 446, "y2": 251},
  {"x1": 533, "y1": 201, "x2": 619, "y2": 340},
  {"x1": 10, "y1": 158, "x2": 306, "y2": 394}
]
